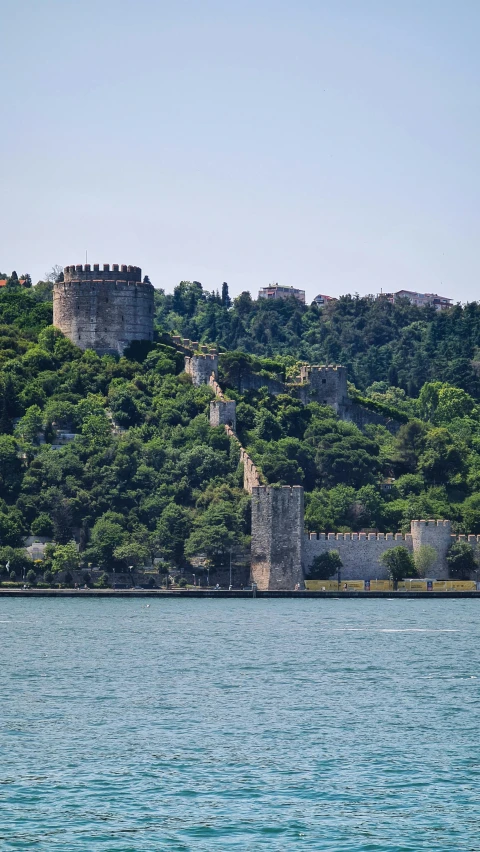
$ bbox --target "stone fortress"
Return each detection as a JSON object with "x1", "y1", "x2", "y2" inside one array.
[
  {"x1": 48, "y1": 258, "x2": 475, "y2": 592},
  {"x1": 53, "y1": 264, "x2": 154, "y2": 355},
  {"x1": 177, "y1": 338, "x2": 476, "y2": 590}
]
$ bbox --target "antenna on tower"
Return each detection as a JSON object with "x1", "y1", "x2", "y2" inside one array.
[{"x1": 85, "y1": 250, "x2": 88, "y2": 264}]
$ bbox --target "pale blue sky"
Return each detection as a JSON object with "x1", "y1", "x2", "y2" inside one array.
[{"x1": 1, "y1": 0, "x2": 479, "y2": 302}]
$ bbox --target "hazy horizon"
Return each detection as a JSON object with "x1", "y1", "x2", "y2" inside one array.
[{"x1": 2, "y1": 0, "x2": 479, "y2": 304}]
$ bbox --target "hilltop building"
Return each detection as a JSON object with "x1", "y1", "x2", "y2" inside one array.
[
  {"x1": 380, "y1": 290, "x2": 452, "y2": 311},
  {"x1": 313, "y1": 293, "x2": 336, "y2": 306},
  {"x1": 258, "y1": 284, "x2": 305, "y2": 304},
  {"x1": 53, "y1": 264, "x2": 154, "y2": 355}
]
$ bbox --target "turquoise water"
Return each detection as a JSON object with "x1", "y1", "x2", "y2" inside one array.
[{"x1": 1, "y1": 598, "x2": 479, "y2": 851}]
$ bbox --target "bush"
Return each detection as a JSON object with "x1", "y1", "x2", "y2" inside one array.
[
  {"x1": 96, "y1": 572, "x2": 110, "y2": 588},
  {"x1": 26, "y1": 569, "x2": 36, "y2": 585},
  {"x1": 43, "y1": 569, "x2": 54, "y2": 585}
]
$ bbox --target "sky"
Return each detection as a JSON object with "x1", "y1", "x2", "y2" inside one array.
[{"x1": 1, "y1": 0, "x2": 479, "y2": 303}]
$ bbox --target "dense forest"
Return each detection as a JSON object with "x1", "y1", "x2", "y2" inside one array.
[
  {"x1": 1, "y1": 274, "x2": 480, "y2": 583},
  {"x1": 155, "y1": 281, "x2": 480, "y2": 398}
]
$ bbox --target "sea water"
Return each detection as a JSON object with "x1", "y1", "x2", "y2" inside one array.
[{"x1": 1, "y1": 597, "x2": 479, "y2": 851}]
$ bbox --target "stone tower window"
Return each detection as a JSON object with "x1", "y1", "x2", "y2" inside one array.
[{"x1": 322, "y1": 379, "x2": 326, "y2": 384}]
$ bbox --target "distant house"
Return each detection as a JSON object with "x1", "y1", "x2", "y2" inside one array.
[
  {"x1": 258, "y1": 284, "x2": 305, "y2": 304},
  {"x1": 379, "y1": 290, "x2": 452, "y2": 311},
  {"x1": 313, "y1": 293, "x2": 336, "y2": 306},
  {"x1": 380, "y1": 478, "x2": 396, "y2": 493}
]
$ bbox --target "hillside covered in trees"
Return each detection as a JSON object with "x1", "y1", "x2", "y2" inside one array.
[{"x1": 1, "y1": 276, "x2": 480, "y2": 582}]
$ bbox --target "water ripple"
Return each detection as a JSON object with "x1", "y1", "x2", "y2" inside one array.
[{"x1": 1, "y1": 598, "x2": 479, "y2": 850}]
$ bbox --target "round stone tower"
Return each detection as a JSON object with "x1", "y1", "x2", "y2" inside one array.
[
  {"x1": 53, "y1": 264, "x2": 154, "y2": 355},
  {"x1": 410, "y1": 519, "x2": 453, "y2": 579}
]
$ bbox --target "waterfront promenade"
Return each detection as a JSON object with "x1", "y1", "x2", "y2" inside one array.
[{"x1": 1, "y1": 588, "x2": 480, "y2": 599}]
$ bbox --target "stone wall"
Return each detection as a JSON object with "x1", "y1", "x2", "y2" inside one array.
[
  {"x1": 185, "y1": 353, "x2": 218, "y2": 385},
  {"x1": 341, "y1": 401, "x2": 401, "y2": 434},
  {"x1": 251, "y1": 486, "x2": 304, "y2": 590},
  {"x1": 207, "y1": 371, "x2": 258, "y2": 490},
  {"x1": 303, "y1": 519, "x2": 461, "y2": 581},
  {"x1": 292, "y1": 365, "x2": 348, "y2": 412},
  {"x1": 304, "y1": 531, "x2": 414, "y2": 580},
  {"x1": 238, "y1": 372, "x2": 286, "y2": 396},
  {"x1": 222, "y1": 425, "x2": 261, "y2": 491},
  {"x1": 210, "y1": 399, "x2": 237, "y2": 432},
  {"x1": 54, "y1": 264, "x2": 154, "y2": 355}
]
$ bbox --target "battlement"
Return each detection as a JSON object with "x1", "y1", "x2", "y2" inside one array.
[
  {"x1": 411, "y1": 519, "x2": 451, "y2": 528},
  {"x1": 307, "y1": 531, "x2": 413, "y2": 542},
  {"x1": 189, "y1": 353, "x2": 217, "y2": 362},
  {"x1": 172, "y1": 335, "x2": 217, "y2": 356},
  {"x1": 64, "y1": 264, "x2": 143, "y2": 283},
  {"x1": 295, "y1": 364, "x2": 346, "y2": 383},
  {"x1": 299, "y1": 363, "x2": 345, "y2": 376}
]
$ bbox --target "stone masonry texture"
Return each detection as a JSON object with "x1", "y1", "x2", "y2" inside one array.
[
  {"x1": 209, "y1": 399, "x2": 237, "y2": 432},
  {"x1": 54, "y1": 264, "x2": 154, "y2": 356},
  {"x1": 185, "y1": 353, "x2": 219, "y2": 386},
  {"x1": 251, "y1": 486, "x2": 304, "y2": 590},
  {"x1": 294, "y1": 365, "x2": 348, "y2": 411}
]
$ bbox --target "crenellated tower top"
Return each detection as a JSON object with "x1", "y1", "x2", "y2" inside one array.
[{"x1": 63, "y1": 264, "x2": 143, "y2": 283}]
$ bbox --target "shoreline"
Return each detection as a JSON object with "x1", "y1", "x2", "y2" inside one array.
[{"x1": 1, "y1": 588, "x2": 480, "y2": 599}]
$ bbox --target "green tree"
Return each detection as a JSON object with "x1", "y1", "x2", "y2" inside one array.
[
  {"x1": 113, "y1": 541, "x2": 150, "y2": 569},
  {"x1": 26, "y1": 568, "x2": 36, "y2": 585},
  {"x1": 446, "y1": 541, "x2": 476, "y2": 580},
  {"x1": 380, "y1": 546, "x2": 417, "y2": 587},
  {"x1": 14, "y1": 405, "x2": 43, "y2": 444},
  {"x1": 308, "y1": 550, "x2": 342, "y2": 580},
  {"x1": 419, "y1": 428, "x2": 463, "y2": 484},
  {"x1": 87, "y1": 517, "x2": 126, "y2": 567},
  {"x1": 51, "y1": 541, "x2": 81, "y2": 575},
  {"x1": 31, "y1": 513, "x2": 54, "y2": 537},
  {"x1": 0, "y1": 435, "x2": 22, "y2": 496},
  {"x1": 0, "y1": 546, "x2": 32, "y2": 575},
  {"x1": 413, "y1": 544, "x2": 437, "y2": 577},
  {"x1": 461, "y1": 494, "x2": 480, "y2": 535},
  {"x1": 155, "y1": 504, "x2": 192, "y2": 565},
  {"x1": 392, "y1": 421, "x2": 427, "y2": 473}
]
